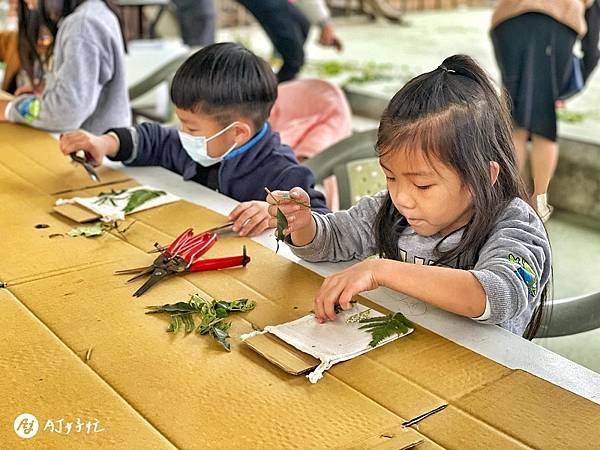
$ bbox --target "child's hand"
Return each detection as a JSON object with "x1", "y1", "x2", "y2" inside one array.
[
  {"x1": 59, "y1": 130, "x2": 118, "y2": 165},
  {"x1": 228, "y1": 201, "x2": 271, "y2": 237},
  {"x1": 266, "y1": 188, "x2": 313, "y2": 244},
  {"x1": 314, "y1": 259, "x2": 381, "y2": 323}
]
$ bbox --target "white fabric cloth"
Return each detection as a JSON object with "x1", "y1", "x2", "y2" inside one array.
[
  {"x1": 241, "y1": 304, "x2": 413, "y2": 383},
  {"x1": 56, "y1": 185, "x2": 179, "y2": 221}
]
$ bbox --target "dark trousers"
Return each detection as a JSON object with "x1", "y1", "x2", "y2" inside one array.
[
  {"x1": 171, "y1": 0, "x2": 216, "y2": 46},
  {"x1": 236, "y1": 0, "x2": 310, "y2": 82}
]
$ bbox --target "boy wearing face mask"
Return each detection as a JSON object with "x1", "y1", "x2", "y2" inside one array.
[{"x1": 59, "y1": 43, "x2": 329, "y2": 236}]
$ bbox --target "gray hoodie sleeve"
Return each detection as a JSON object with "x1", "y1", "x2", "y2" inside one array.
[
  {"x1": 7, "y1": 25, "x2": 112, "y2": 131},
  {"x1": 289, "y1": 192, "x2": 385, "y2": 262},
  {"x1": 469, "y1": 199, "x2": 552, "y2": 330}
]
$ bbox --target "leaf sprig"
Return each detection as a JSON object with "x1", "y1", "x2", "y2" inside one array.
[
  {"x1": 145, "y1": 294, "x2": 256, "y2": 351},
  {"x1": 93, "y1": 188, "x2": 166, "y2": 214},
  {"x1": 264, "y1": 187, "x2": 311, "y2": 253},
  {"x1": 358, "y1": 312, "x2": 413, "y2": 348},
  {"x1": 67, "y1": 220, "x2": 136, "y2": 238}
]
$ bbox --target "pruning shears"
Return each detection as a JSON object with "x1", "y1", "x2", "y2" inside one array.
[
  {"x1": 116, "y1": 227, "x2": 250, "y2": 297},
  {"x1": 70, "y1": 150, "x2": 100, "y2": 182}
]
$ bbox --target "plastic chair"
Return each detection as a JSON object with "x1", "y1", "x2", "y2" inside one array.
[
  {"x1": 128, "y1": 51, "x2": 190, "y2": 123},
  {"x1": 304, "y1": 128, "x2": 387, "y2": 210},
  {"x1": 270, "y1": 78, "x2": 353, "y2": 210},
  {"x1": 535, "y1": 290, "x2": 600, "y2": 338}
]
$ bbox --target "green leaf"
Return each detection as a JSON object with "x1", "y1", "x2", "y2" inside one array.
[
  {"x1": 167, "y1": 315, "x2": 182, "y2": 333},
  {"x1": 181, "y1": 313, "x2": 195, "y2": 333},
  {"x1": 145, "y1": 301, "x2": 199, "y2": 314},
  {"x1": 211, "y1": 326, "x2": 231, "y2": 352},
  {"x1": 146, "y1": 294, "x2": 255, "y2": 351},
  {"x1": 67, "y1": 223, "x2": 105, "y2": 237},
  {"x1": 358, "y1": 312, "x2": 413, "y2": 347},
  {"x1": 122, "y1": 189, "x2": 166, "y2": 214}
]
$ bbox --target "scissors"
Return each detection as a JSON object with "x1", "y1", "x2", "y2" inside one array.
[
  {"x1": 116, "y1": 227, "x2": 251, "y2": 297},
  {"x1": 70, "y1": 151, "x2": 100, "y2": 182},
  {"x1": 148, "y1": 222, "x2": 234, "y2": 253}
]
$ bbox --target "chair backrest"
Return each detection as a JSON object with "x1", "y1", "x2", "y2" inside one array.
[
  {"x1": 128, "y1": 51, "x2": 190, "y2": 123},
  {"x1": 304, "y1": 129, "x2": 386, "y2": 210},
  {"x1": 128, "y1": 52, "x2": 190, "y2": 101},
  {"x1": 335, "y1": 157, "x2": 387, "y2": 209},
  {"x1": 535, "y1": 290, "x2": 600, "y2": 338}
]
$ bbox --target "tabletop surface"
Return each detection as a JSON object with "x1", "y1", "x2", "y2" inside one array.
[{"x1": 104, "y1": 161, "x2": 600, "y2": 406}]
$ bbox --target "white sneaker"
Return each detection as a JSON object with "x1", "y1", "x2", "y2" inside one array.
[{"x1": 536, "y1": 193, "x2": 554, "y2": 223}]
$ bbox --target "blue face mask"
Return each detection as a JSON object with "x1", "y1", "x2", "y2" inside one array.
[{"x1": 178, "y1": 122, "x2": 237, "y2": 167}]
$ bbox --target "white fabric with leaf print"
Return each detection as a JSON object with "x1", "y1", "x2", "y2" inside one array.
[{"x1": 241, "y1": 304, "x2": 413, "y2": 383}]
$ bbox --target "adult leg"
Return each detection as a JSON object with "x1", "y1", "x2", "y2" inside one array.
[
  {"x1": 530, "y1": 134, "x2": 558, "y2": 195},
  {"x1": 236, "y1": 0, "x2": 307, "y2": 82},
  {"x1": 512, "y1": 128, "x2": 529, "y2": 174},
  {"x1": 171, "y1": 0, "x2": 216, "y2": 46}
]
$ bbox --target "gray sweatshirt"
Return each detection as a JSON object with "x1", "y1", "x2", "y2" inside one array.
[
  {"x1": 290, "y1": 192, "x2": 552, "y2": 336},
  {"x1": 7, "y1": 0, "x2": 131, "y2": 133}
]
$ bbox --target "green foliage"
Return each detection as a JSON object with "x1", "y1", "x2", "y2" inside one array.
[
  {"x1": 265, "y1": 187, "x2": 312, "y2": 254},
  {"x1": 557, "y1": 109, "x2": 586, "y2": 123},
  {"x1": 93, "y1": 188, "x2": 166, "y2": 213},
  {"x1": 67, "y1": 220, "x2": 136, "y2": 238},
  {"x1": 123, "y1": 189, "x2": 166, "y2": 213},
  {"x1": 359, "y1": 312, "x2": 413, "y2": 348},
  {"x1": 146, "y1": 295, "x2": 256, "y2": 351},
  {"x1": 94, "y1": 189, "x2": 126, "y2": 207},
  {"x1": 67, "y1": 223, "x2": 105, "y2": 237}
]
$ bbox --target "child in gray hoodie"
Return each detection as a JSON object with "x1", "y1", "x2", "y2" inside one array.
[
  {"x1": 267, "y1": 55, "x2": 552, "y2": 339},
  {"x1": 0, "y1": 0, "x2": 130, "y2": 133}
]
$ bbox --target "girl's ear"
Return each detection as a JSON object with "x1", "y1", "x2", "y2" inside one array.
[
  {"x1": 232, "y1": 121, "x2": 253, "y2": 146},
  {"x1": 489, "y1": 161, "x2": 500, "y2": 185}
]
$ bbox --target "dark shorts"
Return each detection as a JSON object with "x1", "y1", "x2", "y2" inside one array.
[{"x1": 491, "y1": 13, "x2": 577, "y2": 142}]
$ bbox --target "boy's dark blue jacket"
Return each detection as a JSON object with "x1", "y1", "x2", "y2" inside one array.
[{"x1": 107, "y1": 122, "x2": 329, "y2": 213}]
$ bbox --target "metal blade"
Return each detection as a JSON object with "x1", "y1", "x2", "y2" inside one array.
[{"x1": 132, "y1": 268, "x2": 171, "y2": 297}]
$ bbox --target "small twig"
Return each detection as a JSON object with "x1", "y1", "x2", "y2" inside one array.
[
  {"x1": 264, "y1": 187, "x2": 311, "y2": 209},
  {"x1": 85, "y1": 346, "x2": 93, "y2": 363}
]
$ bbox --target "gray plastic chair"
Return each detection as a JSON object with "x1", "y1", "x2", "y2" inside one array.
[
  {"x1": 128, "y1": 51, "x2": 191, "y2": 123},
  {"x1": 303, "y1": 129, "x2": 386, "y2": 210},
  {"x1": 536, "y1": 291, "x2": 600, "y2": 338}
]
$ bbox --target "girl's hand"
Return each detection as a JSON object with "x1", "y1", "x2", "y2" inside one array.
[
  {"x1": 59, "y1": 130, "x2": 118, "y2": 165},
  {"x1": 266, "y1": 187, "x2": 315, "y2": 246},
  {"x1": 314, "y1": 259, "x2": 381, "y2": 323},
  {"x1": 228, "y1": 201, "x2": 272, "y2": 237}
]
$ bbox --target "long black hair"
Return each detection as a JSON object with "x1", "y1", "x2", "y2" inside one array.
[
  {"x1": 18, "y1": 0, "x2": 127, "y2": 84},
  {"x1": 374, "y1": 54, "x2": 549, "y2": 339}
]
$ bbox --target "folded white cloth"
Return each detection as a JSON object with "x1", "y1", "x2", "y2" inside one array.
[
  {"x1": 241, "y1": 304, "x2": 413, "y2": 383},
  {"x1": 56, "y1": 185, "x2": 179, "y2": 221}
]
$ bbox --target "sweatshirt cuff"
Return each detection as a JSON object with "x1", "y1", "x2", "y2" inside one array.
[
  {"x1": 4, "y1": 101, "x2": 13, "y2": 121},
  {"x1": 287, "y1": 212, "x2": 328, "y2": 259},
  {"x1": 469, "y1": 268, "x2": 517, "y2": 324},
  {"x1": 472, "y1": 295, "x2": 491, "y2": 321},
  {"x1": 106, "y1": 127, "x2": 137, "y2": 164}
]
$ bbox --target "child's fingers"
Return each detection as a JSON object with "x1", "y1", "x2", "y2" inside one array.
[
  {"x1": 241, "y1": 216, "x2": 269, "y2": 237},
  {"x1": 338, "y1": 289, "x2": 354, "y2": 311},
  {"x1": 232, "y1": 205, "x2": 260, "y2": 233},
  {"x1": 265, "y1": 189, "x2": 290, "y2": 205},
  {"x1": 289, "y1": 187, "x2": 311, "y2": 204},
  {"x1": 238, "y1": 213, "x2": 262, "y2": 236},
  {"x1": 228, "y1": 202, "x2": 251, "y2": 221},
  {"x1": 315, "y1": 278, "x2": 344, "y2": 322}
]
